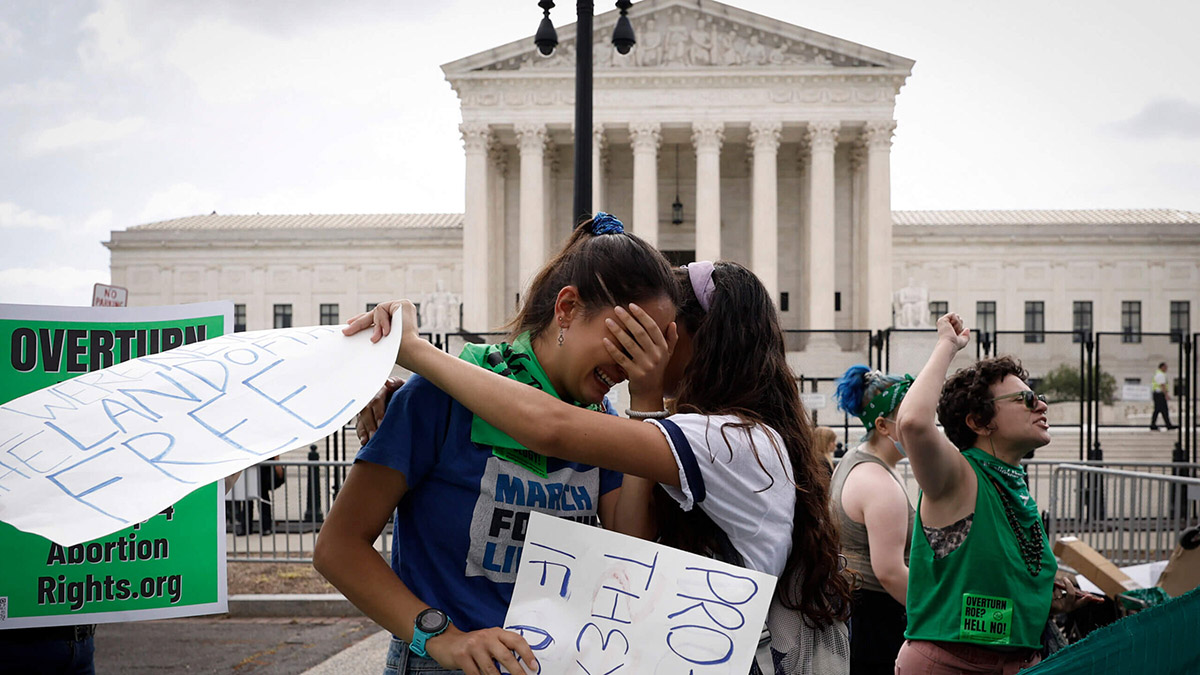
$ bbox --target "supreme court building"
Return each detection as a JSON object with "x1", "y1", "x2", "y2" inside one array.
[{"x1": 107, "y1": 0, "x2": 1200, "y2": 384}]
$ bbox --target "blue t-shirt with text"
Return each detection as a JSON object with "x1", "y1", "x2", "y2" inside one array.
[{"x1": 356, "y1": 374, "x2": 623, "y2": 633}]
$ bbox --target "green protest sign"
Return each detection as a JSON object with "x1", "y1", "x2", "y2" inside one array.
[{"x1": 0, "y1": 302, "x2": 232, "y2": 628}]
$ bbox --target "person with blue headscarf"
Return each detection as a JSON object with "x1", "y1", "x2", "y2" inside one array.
[{"x1": 831, "y1": 365, "x2": 916, "y2": 675}]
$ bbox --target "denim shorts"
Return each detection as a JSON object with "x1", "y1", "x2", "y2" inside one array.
[{"x1": 384, "y1": 636, "x2": 466, "y2": 675}]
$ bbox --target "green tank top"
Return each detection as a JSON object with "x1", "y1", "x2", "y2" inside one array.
[{"x1": 905, "y1": 448, "x2": 1056, "y2": 649}]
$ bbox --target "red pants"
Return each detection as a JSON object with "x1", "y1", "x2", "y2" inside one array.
[{"x1": 895, "y1": 640, "x2": 1041, "y2": 675}]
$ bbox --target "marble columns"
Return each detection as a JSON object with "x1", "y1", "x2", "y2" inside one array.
[
  {"x1": 460, "y1": 122, "x2": 491, "y2": 331},
  {"x1": 749, "y1": 121, "x2": 782, "y2": 301},
  {"x1": 806, "y1": 121, "x2": 840, "y2": 334},
  {"x1": 630, "y1": 122, "x2": 662, "y2": 247},
  {"x1": 864, "y1": 121, "x2": 897, "y2": 332},
  {"x1": 692, "y1": 121, "x2": 724, "y2": 263},
  {"x1": 515, "y1": 122, "x2": 547, "y2": 296},
  {"x1": 592, "y1": 124, "x2": 607, "y2": 214}
]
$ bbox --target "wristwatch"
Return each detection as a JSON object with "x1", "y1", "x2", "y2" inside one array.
[{"x1": 410, "y1": 608, "x2": 451, "y2": 658}]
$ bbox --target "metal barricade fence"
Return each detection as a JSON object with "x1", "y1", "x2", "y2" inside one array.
[
  {"x1": 1047, "y1": 464, "x2": 1200, "y2": 566},
  {"x1": 889, "y1": 459, "x2": 1200, "y2": 519},
  {"x1": 227, "y1": 456, "x2": 1200, "y2": 564},
  {"x1": 226, "y1": 458, "x2": 392, "y2": 564}
]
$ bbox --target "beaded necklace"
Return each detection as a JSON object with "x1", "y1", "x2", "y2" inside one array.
[{"x1": 981, "y1": 471, "x2": 1046, "y2": 577}]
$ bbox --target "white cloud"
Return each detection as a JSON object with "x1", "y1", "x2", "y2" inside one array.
[
  {"x1": 77, "y1": 0, "x2": 146, "y2": 72},
  {"x1": 1111, "y1": 99, "x2": 1200, "y2": 140},
  {"x1": 164, "y1": 17, "x2": 403, "y2": 106},
  {"x1": 0, "y1": 202, "x2": 63, "y2": 230},
  {"x1": 0, "y1": 19, "x2": 22, "y2": 55},
  {"x1": 0, "y1": 79, "x2": 76, "y2": 107},
  {"x1": 138, "y1": 183, "x2": 221, "y2": 224},
  {"x1": 81, "y1": 209, "x2": 116, "y2": 237},
  {"x1": 24, "y1": 116, "x2": 146, "y2": 156},
  {"x1": 0, "y1": 265, "x2": 108, "y2": 306}
]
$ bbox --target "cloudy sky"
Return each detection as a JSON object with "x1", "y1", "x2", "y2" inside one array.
[{"x1": 2, "y1": 0, "x2": 1198, "y2": 306}]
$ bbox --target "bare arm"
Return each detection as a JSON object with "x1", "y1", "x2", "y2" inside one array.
[
  {"x1": 314, "y1": 461, "x2": 536, "y2": 675},
  {"x1": 610, "y1": 477, "x2": 657, "y2": 539},
  {"x1": 857, "y1": 469, "x2": 911, "y2": 604},
  {"x1": 895, "y1": 313, "x2": 974, "y2": 503},
  {"x1": 345, "y1": 301, "x2": 682, "y2": 487}
]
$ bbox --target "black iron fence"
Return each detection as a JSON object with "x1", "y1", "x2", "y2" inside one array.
[{"x1": 222, "y1": 327, "x2": 1193, "y2": 562}]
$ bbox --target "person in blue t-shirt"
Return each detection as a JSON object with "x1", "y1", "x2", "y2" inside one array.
[
  {"x1": 314, "y1": 214, "x2": 679, "y2": 675},
  {"x1": 353, "y1": 261, "x2": 856, "y2": 675}
]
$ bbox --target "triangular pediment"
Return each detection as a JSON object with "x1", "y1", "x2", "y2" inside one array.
[{"x1": 442, "y1": 0, "x2": 913, "y2": 76}]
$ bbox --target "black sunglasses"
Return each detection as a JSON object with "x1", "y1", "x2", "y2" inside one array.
[{"x1": 990, "y1": 390, "x2": 1048, "y2": 410}]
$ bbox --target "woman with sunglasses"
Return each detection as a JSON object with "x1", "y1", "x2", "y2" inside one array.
[{"x1": 892, "y1": 312, "x2": 1093, "y2": 674}]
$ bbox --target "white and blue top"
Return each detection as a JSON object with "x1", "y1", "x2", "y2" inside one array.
[{"x1": 649, "y1": 413, "x2": 797, "y2": 577}]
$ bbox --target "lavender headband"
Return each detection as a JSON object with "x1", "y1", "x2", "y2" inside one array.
[{"x1": 687, "y1": 261, "x2": 716, "y2": 312}]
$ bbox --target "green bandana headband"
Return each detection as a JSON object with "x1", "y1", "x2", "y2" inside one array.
[
  {"x1": 859, "y1": 374, "x2": 914, "y2": 430},
  {"x1": 458, "y1": 332, "x2": 602, "y2": 477}
]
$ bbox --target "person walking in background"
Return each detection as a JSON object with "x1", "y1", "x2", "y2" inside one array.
[
  {"x1": 831, "y1": 366, "x2": 915, "y2": 674},
  {"x1": 1150, "y1": 361, "x2": 1176, "y2": 431}
]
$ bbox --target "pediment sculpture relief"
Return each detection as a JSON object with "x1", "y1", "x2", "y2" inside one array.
[{"x1": 480, "y1": 8, "x2": 876, "y2": 72}]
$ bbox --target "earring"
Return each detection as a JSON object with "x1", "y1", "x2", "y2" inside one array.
[{"x1": 557, "y1": 326, "x2": 564, "y2": 347}]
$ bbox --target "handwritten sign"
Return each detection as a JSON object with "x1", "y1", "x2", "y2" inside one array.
[
  {"x1": 503, "y1": 512, "x2": 776, "y2": 675},
  {"x1": 0, "y1": 302, "x2": 401, "y2": 547}
]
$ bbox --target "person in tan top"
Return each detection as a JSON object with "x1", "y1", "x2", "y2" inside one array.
[{"x1": 831, "y1": 365, "x2": 916, "y2": 675}]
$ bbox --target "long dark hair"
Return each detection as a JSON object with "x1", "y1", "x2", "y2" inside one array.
[
  {"x1": 504, "y1": 216, "x2": 679, "y2": 340},
  {"x1": 660, "y1": 262, "x2": 853, "y2": 628}
]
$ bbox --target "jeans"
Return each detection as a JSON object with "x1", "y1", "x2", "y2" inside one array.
[
  {"x1": 0, "y1": 627, "x2": 95, "y2": 674},
  {"x1": 384, "y1": 636, "x2": 465, "y2": 675}
]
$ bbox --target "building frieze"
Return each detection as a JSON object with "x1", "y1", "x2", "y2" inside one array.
[
  {"x1": 455, "y1": 80, "x2": 903, "y2": 117},
  {"x1": 443, "y1": 1, "x2": 913, "y2": 76}
]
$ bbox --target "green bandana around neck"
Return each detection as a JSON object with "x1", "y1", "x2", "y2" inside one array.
[
  {"x1": 859, "y1": 374, "x2": 914, "y2": 430},
  {"x1": 458, "y1": 332, "x2": 602, "y2": 477}
]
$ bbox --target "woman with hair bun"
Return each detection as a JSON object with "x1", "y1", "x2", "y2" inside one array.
[
  {"x1": 352, "y1": 259, "x2": 855, "y2": 674},
  {"x1": 830, "y1": 365, "x2": 916, "y2": 674},
  {"x1": 315, "y1": 213, "x2": 679, "y2": 675}
]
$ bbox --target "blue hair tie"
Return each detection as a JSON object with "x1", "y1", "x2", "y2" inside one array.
[{"x1": 590, "y1": 212, "x2": 624, "y2": 235}]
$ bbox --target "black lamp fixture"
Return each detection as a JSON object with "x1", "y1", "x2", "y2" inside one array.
[
  {"x1": 671, "y1": 145, "x2": 684, "y2": 226},
  {"x1": 613, "y1": 0, "x2": 636, "y2": 54},
  {"x1": 534, "y1": 1, "x2": 636, "y2": 224},
  {"x1": 534, "y1": 0, "x2": 558, "y2": 56}
]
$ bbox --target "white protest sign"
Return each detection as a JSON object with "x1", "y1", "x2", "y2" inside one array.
[
  {"x1": 503, "y1": 512, "x2": 777, "y2": 675},
  {"x1": 0, "y1": 313, "x2": 401, "y2": 547},
  {"x1": 1121, "y1": 384, "x2": 1151, "y2": 402},
  {"x1": 800, "y1": 393, "x2": 827, "y2": 410}
]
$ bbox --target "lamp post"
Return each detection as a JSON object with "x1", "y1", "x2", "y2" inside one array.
[{"x1": 534, "y1": 1, "x2": 635, "y2": 225}]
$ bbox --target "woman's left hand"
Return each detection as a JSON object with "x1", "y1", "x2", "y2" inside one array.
[
  {"x1": 343, "y1": 300, "x2": 421, "y2": 368},
  {"x1": 1049, "y1": 575, "x2": 1105, "y2": 614},
  {"x1": 603, "y1": 303, "x2": 677, "y2": 403}
]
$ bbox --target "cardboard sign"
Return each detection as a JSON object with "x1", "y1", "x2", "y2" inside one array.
[
  {"x1": 0, "y1": 302, "x2": 230, "y2": 628},
  {"x1": 503, "y1": 512, "x2": 777, "y2": 675},
  {"x1": 0, "y1": 303, "x2": 401, "y2": 547}
]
